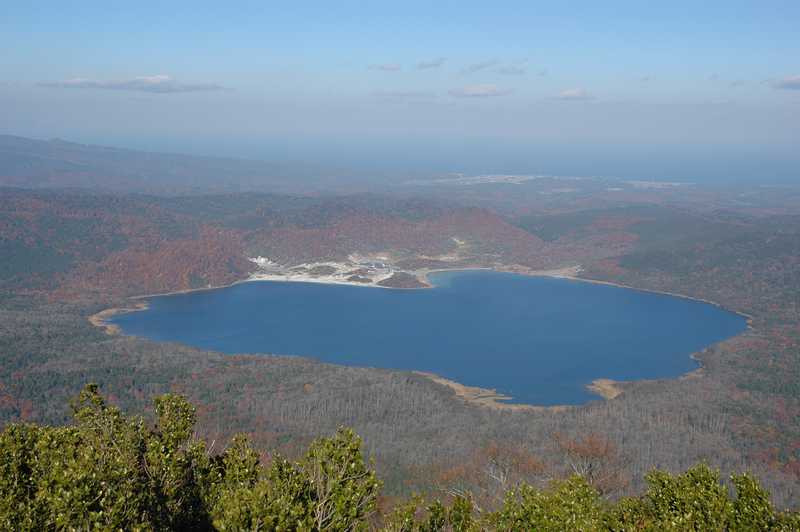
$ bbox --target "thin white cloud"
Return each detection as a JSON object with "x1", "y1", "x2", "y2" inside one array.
[
  {"x1": 368, "y1": 63, "x2": 401, "y2": 72},
  {"x1": 462, "y1": 60, "x2": 500, "y2": 74},
  {"x1": 38, "y1": 74, "x2": 228, "y2": 93},
  {"x1": 772, "y1": 75, "x2": 800, "y2": 90},
  {"x1": 417, "y1": 58, "x2": 445, "y2": 70},
  {"x1": 449, "y1": 84, "x2": 511, "y2": 98},
  {"x1": 555, "y1": 88, "x2": 595, "y2": 101}
]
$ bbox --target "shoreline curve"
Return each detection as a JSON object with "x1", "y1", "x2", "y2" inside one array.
[{"x1": 87, "y1": 263, "x2": 751, "y2": 406}]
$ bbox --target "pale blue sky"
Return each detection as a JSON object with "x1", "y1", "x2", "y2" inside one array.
[{"x1": 1, "y1": 1, "x2": 798, "y2": 181}]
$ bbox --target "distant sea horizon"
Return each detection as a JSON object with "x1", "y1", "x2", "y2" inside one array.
[{"x1": 23, "y1": 132, "x2": 798, "y2": 186}]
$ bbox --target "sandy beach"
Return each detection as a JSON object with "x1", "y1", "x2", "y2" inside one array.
[
  {"x1": 414, "y1": 371, "x2": 569, "y2": 412},
  {"x1": 586, "y1": 378, "x2": 625, "y2": 400},
  {"x1": 88, "y1": 302, "x2": 149, "y2": 335}
]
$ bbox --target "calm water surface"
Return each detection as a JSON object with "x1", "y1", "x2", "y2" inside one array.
[{"x1": 113, "y1": 270, "x2": 747, "y2": 405}]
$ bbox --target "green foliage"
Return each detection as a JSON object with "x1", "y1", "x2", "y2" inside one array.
[
  {"x1": 381, "y1": 496, "x2": 470, "y2": 532},
  {"x1": 423, "y1": 500, "x2": 447, "y2": 531},
  {"x1": 489, "y1": 476, "x2": 603, "y2": 531},
  {"x1": 208, "y1": 429, "x2": 381, "y2": 531},
  {"x1": 643, "y1": 464, "x2": 732, "y2": 530},
  {"x1": 209, "y1": 455, "x2": 316, "y2": 531},
  {"x1": 1, "y1": 384, "x2": 798, "y2": 531},
  {"x1": 602, "y1": 495, "x2": 650, "y2": 530},
  {"x1": 0, "y1": 384, "x2": 379, "y2": 531},
  {"x1": 302, "y1": 428, "x2": 381, "y2": 530},
  {"x1": 447, "y1": 495, "x2": 478, "y2": 532},
  {"x1": 730, "y1": 472, "x2": 775, "y2": 531},
  {"x1": 382, "y1": 495, "x2": 424, "y2": 531},
  {"x1": 602, "y1": 465, "x2": 800, "y2": 531},
  {"x1": 0, "y1": 424, "x2": 43, "y2": 530}
]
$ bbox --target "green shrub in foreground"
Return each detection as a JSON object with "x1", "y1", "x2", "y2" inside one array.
[
  {"x1": 0, "y1": 384, "x2": 379, "y2": 531},
  {"x1": 0, "y1": 384, "x2": 797, "y2": 531}
]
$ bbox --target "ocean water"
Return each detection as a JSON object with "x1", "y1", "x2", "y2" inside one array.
[{"x1": 112, "y1": 270, "x2": 747, "y2": 405}]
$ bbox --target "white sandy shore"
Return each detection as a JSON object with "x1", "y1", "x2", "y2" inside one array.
[
  {"x1": 247, "y1": 271, "x2": 396, "y2": 287},
  {"x1": 244, "y1": 264, "x2": 584, "y2": 290}
]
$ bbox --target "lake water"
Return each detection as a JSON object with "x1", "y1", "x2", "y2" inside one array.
[{"x1": 112, "y1": 270, "x2": 747, "y2": 405}]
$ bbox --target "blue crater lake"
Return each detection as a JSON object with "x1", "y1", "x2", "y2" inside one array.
[{"x1": 112, "y1": 270, "x2": 747, "y2": 406}]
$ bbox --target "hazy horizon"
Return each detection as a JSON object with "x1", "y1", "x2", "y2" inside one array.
[
  {"x1": 2, "y1": 1, "x2": 799, "y2": 184},
  {"x1": 5, "y1": 131, "x2": 798, "y2": 186}
]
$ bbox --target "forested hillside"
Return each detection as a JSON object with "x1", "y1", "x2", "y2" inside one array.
[
  {"x1": 3, "y1": 185, "x2": 800, "y2": 510},
  {"x1": 0, "y1": 135, "x2": 325, "y2": 194},
  {"x1": 0, "y1": 189, "x2": 553, "y2": 299}
]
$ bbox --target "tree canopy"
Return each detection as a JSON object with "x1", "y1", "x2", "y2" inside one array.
[{"x1": 0, "y1": 385, "x2": 797, "y2": 531}]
